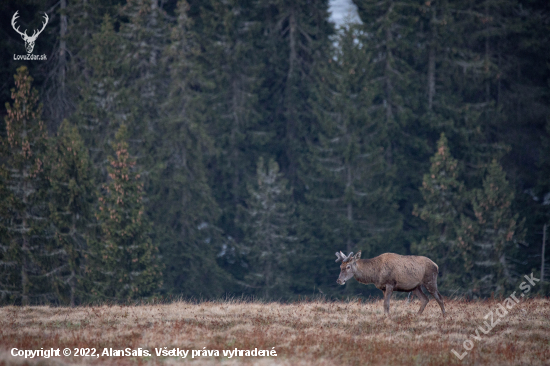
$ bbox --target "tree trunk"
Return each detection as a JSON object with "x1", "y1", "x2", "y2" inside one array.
[
  {"x1": 21, "y1": 225, "x2": 29, "y2": 306},
  {"x1": 346, "y1": 164, "x2": 353, "y2": 254},
  {"x1": 484, "y1": 2, "x2": 490, "y2": 104},
  {"x1": 21, "y1": 253, "x2": 29, "y2": 306},
  {"x1": 21, "y1": 177, "x2": 29, "y2": 306},
  {"x1": 385, "y1": 25, "x2": 393, "y2": 122},
  {"x1": 542, "y1": 223, "x2": 547, "y2": 284},
  {"x1": 70, "y1": 269, "x2": 76, "y2": 307},
  {"x1": 285, "y1": 9, "x2": 297, "y2": 183},
  {"x1": 231, "y1": 79, "x2": 241, "y2": 206},
  {"x1": 60, "y1": 0, "x2": 67, "y2": 102},
  {"x1": 427, "y1": 7, "x2": 436, "y2": 111}
]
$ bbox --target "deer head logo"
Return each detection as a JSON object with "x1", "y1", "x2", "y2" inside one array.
[{"x1": 11, "y1": 11, "x2": 49, "y2": 54}]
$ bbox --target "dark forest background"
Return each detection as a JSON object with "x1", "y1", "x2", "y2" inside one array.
[{"x1": 0, "y1": 0, "x2": 549, "y2": 305}]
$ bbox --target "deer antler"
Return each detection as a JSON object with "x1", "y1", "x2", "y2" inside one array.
[
  {"x1": 335, "y1": 251, "x2": 354, "y2": 263},
  {"x1": 11, "y1": 11, "x2": 28, "y2": 38},
  {"x1": 28, "y1": 13, "x2": 48, "y2": 41},
  {"x1": 11, "y1": 11, "x2": 48, "y2": 41}
]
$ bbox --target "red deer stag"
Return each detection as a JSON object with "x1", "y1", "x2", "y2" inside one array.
[{"x1": 335, "y1": 251, "x2": 445, "y2": 318}]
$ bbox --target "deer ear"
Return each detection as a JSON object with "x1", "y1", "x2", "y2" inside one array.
[{"x1": 353, "y1": 251, "x2": 361, "y2": 260}]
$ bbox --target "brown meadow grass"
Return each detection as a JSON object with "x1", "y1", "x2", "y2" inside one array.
[{"x1": 0, "y1": 298, "x2": 549, "y2": 365}]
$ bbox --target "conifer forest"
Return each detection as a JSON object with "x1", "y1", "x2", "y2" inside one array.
[{"x1": 0, "y1": 0, "x2": 549, "y2": 305}]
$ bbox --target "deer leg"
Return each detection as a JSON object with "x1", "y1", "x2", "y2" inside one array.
[
  {"x1": 424, "y1": 275, "x2": 446, "y2": 317},
  {"x1": 431, "y1": 290, "x2": 446, "y2": 318},
  {"x1": 383, "y1": 284, "x2": 393, "y2": 317},
  {"x1": 413, "y1": 286, "x2": 429, "y2": 315}
]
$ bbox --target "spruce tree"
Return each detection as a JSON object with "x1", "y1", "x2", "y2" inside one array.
[
  {"x1": 537, "y1": 116, "x2": 550, "y2": 291},
  {"x1": 90, "y1": 125, "x2": 161, "y2": 301},
  {"x1": 305, "y1": 26, "x2": 401, "y2": 297},
  {"x1": 461, "y1": 158, "x2": 524, "y2": 296},
  {"x1": 73, "y1": 14, "x2": 129, "y2": 168},
  {"x1": 117, "y1": 0, "x2": 170, "y2": 153},
  {"x1": 353, "y1": 0, "x2": 433, "y2": 255},
  {"x1": 175, "y1": 0, "x2": 269, "y2": 284},
  {"x1": 150, "y1": 0, "x2": 228, "y2": 298},
  {"x1": 414, "y1": 0, "x2": 486, "y2": 166},
  {"x1": 0, "y1": 163, "x2": 12, "y2": 304},
  {"x1": 539, "y1": 117, "x2": 550, "y2": 221},
  {"x1": 42, "y1": 0, "x2": 119, "y2": 126},
  {"x1": 258, "y1": 0, "x2": 333, "y2": 186},
  {"x1": 0, "y1": 66, "x2": 51, "y2": 305},
  {"x1": 413, "y1": 133, "x2": 467, "y2": 290},
  {"x1": 353, "y1": 0, "x2": 418, "y2": 127},
  {"x1": 48, "y1": 120, "x2": 97, "y2": 306},
  {"x1": 440, "y1": 0, "x2": 512, "y2": 185},
  {"x1": 244, "y1": 157, "x2": 295, "y2": 298},
  {"x1": 191, "y1": 0, "x2": 263, "y2": 242}
]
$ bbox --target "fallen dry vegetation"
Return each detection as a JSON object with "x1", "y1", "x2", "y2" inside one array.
[{"x1": 0, "y1": 298, "x2": 549, "y2": 365}]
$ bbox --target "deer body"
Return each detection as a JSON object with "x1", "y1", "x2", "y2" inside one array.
[{"x1": 336, "y1": 251, "x2": 446, "y2": 318}]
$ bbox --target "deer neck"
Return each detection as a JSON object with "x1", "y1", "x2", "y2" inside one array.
[{"x1": 353, "y1": 259, "x2": 377, "y2": 285}]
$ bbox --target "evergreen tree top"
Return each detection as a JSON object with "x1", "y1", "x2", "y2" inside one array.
[
  {"x1": 4, "y1": 66, "x2": 46, "y2": 149},
  {"x1": 427, "y1": 133, "x2": 460, "y2": 182},
  {"x1": 416, "y1": 132, "x2": 464, "y2": 226}
]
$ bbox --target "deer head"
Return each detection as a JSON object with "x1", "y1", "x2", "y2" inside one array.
[
  {"x1": 335, "y1": 251, "x2": 361, "y2": 285},
  {"x1": 12, "y1": 11, "x2": 49, "y2": 54}
]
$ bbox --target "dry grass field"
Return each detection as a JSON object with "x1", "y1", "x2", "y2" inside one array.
[{"x1": 0, "y1": 298, "x2": 549, "y2": 366}]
